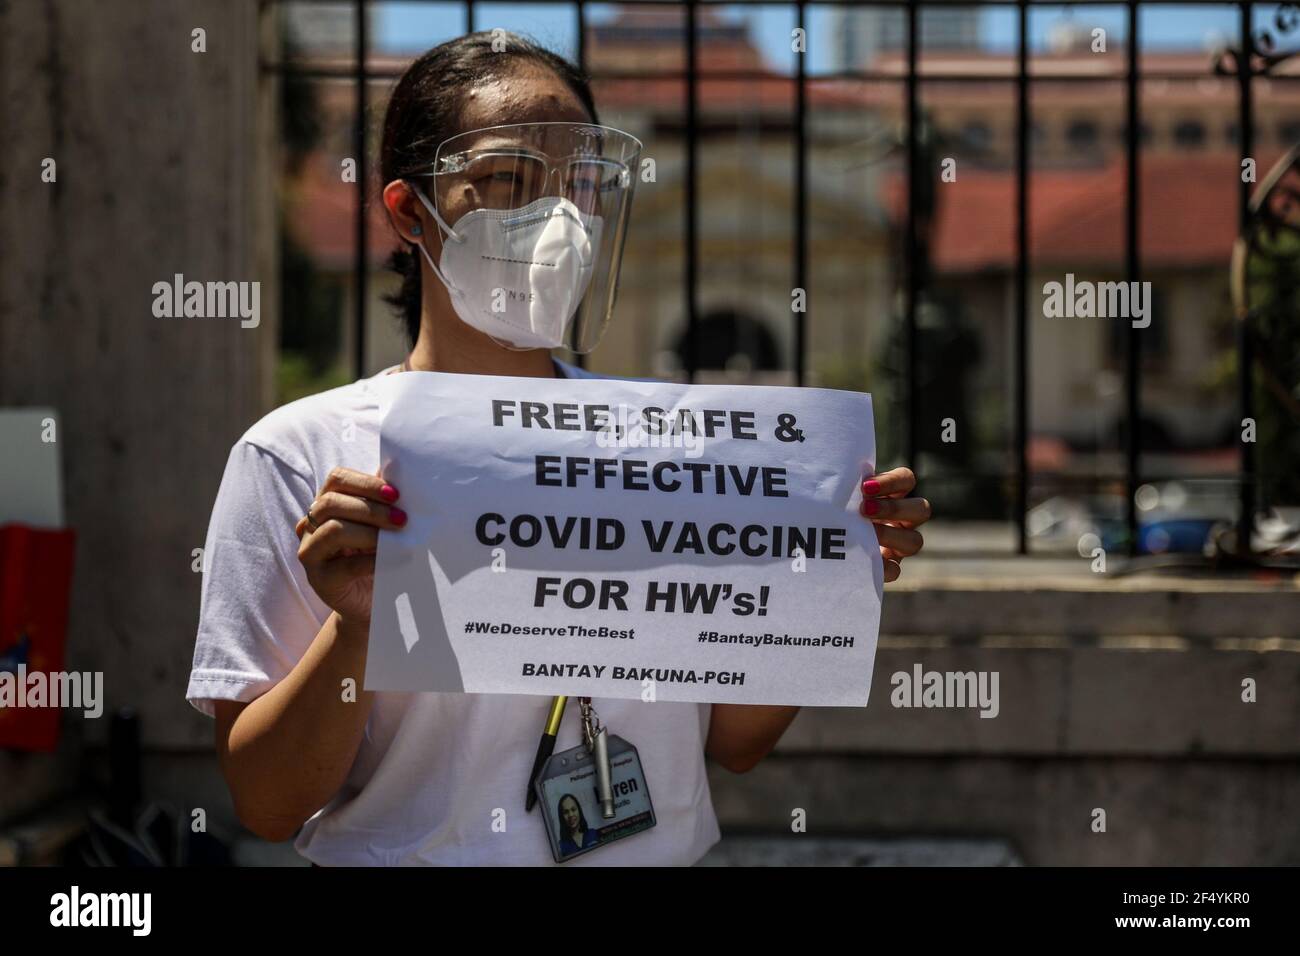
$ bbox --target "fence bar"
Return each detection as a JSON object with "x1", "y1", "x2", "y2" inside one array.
[
  {"x1": 1237, "y1": 1, "x2": 1256, "y2": 556},
  {"x1": 904, "y1": 1, "x2": 919, "y2": 470},
  {"x1": 1125, "y1": 2, "x2": 1141, "y2": 555},
  {"x1": 576, "y1": 0, "x2": 588, "y2": 371},
  {"x1": 795, "y1": 1, "x2": 807, "y2": 386},
  {"x1": 1014, "y1": 1, "x2": 1029, "y2": 554},
  {"x1": 352, "y1": 0, "x2": 368, "y2": 379},
  {"x1": 684, "y1": 1, "x2": 699, "y2": 383}
]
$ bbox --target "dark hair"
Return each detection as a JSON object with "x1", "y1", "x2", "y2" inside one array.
[
  {"x1": 379, "y1": 32, "x2": 600, "y2": 347},
  {"x1": 557, "y1": 793, "x2": 590, "y2": 835}
]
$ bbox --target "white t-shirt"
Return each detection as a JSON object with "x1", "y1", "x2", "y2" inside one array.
[{"x1": 187, "y1": 359, "x2": 721, "y2": 866}]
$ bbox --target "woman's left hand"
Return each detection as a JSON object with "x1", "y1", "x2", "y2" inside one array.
[{"x1": 859, "y1": 466, "x2": 931, "y2": 583}]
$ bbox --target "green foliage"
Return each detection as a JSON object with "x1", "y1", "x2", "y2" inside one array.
[
  {"x1": 813, "y1": 356, "x2": 874, "y2": 394},
  {"x1": 275, "y1": 15, "x2": 342, "y2": 408},
  {"x1": 280, "y1": 22, "x2": 322, "y2": 174},
  {"x1": 1243, "y1": 224, "x2": 1300, "y2": 505},
  {"x1": 280, "y1": 231, "x2": 344, "y2": 374},
  {"x1": 277, "y1": 352, "x2": 352, "y2": 406}
]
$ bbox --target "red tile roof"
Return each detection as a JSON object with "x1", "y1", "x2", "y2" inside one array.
[
  {"x1": 882, "y1": 152, "x2": 1251, "y2": 272},
  {"x1": 293, "y1": 151, "x2": 1255, "y2": 273},
  {"x1": 288, "y1": 165, "x2": 401, "y2": 270}
]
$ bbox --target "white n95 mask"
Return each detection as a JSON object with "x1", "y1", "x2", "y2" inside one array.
[{"x1": 414, "y1": 189, "x2": 604, "y2": 350}]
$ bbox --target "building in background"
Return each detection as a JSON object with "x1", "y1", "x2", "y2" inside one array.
[
  {"x1": 281, "y1": 6, "x2": 1300, "y2": 512},
  {"x1": 282, "y1": 2, "x2": 374, "y2": 53},
  {"x1": 830, "y1": 5, "x2": 980, "y2": 70}
]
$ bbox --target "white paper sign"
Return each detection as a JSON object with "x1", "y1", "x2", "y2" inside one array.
[{"x1": 366, "y1": 371, "x2": 882, "y2": 707}]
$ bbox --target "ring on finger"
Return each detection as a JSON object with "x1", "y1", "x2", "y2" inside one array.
[{"x1": 305, "y1": 503, "x2": 321, "y2": 532}]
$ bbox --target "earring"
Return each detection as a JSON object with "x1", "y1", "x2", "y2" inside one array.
[{"x1": 411, "y1": 224, "x2": 423, "y2": 236}]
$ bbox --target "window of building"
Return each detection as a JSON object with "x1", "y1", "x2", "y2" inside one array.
[
  {"x1": 1173, "y1": 120, "x2": 1206, "y2": 149},
  {"x1": 1066, "y1": 119, "x2": 1099, "y2": 150}
]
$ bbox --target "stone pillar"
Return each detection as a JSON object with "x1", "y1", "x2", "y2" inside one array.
[{"x1": 0, "y1": 0, "x2": 276, "y2": 821}]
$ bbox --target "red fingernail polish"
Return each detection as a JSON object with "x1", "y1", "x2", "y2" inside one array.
[
  {"x1": 863, "y1": 499, "x2": 881, "y2": 516},
  {"x1": 380, "y1": 484, "x2": 399, "y2": 503},
  {"x1": 863, "y1": 479, "x2": 881, "y2": 496},
  {"x1": 390, "y1": 507, "x2": 407, "y2": 526}
]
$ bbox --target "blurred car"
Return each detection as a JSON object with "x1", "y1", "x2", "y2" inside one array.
[{"x1": 1027, "y1": 481, "x2": 1237, "y2": 556}]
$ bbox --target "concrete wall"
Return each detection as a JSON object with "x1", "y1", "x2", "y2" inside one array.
[
  {"x1": 0, "y1": 0, "x2": 275, "y2": 821},
  {"x1": 107, "y1": 577, "x2": 1300, "y2": 866},
  {"x1": 710, "y1": 573, "x2": 1300, "y2": 865}
]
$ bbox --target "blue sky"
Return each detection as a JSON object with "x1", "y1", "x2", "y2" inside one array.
[{"x1": 372, "y1": 3, "x2": 1289, "y2": 72}]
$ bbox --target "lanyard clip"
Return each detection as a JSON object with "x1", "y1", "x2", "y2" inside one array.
[
  {"x1": 579, "y1": 696, "x2": 601, "y2": 748},
  {"x1": 580, "y1": 697, "x2": 616, "y2": 819}
]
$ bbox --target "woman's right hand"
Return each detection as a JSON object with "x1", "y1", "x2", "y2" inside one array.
[{"x1": 294, "y1": 467, "x2": 407, "y2": 626}]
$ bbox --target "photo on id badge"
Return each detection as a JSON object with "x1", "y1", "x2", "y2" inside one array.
[{"x1": 537, "y1": 735, "x2": 656, "y2": 862}]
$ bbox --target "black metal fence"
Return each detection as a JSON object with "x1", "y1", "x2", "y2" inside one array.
[{"x1": 265, "y1": 1, "x2": 1292, "y2": 558}]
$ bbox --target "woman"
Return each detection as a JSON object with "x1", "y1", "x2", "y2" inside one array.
[
  {"x1": 556, "y1": 795, "x2": 600, "y2": 856},
  {"x1": 187, "y1": 32, "x2": 931, "y2": 866}
]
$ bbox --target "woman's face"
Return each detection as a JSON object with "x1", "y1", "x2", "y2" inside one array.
[
  {"x1": 431, "y1": 64, "x2": 594, "y2": 238},
  {"x1": 560, "y1": 796, "x2": 581, "y2": 831}
]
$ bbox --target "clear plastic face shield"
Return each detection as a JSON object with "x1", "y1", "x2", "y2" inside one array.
[{"x1": 407, "y1": 122, "x2": 642, "y2": 354}]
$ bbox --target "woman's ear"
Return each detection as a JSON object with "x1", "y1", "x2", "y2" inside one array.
[{"x1": 382, "y1": 180, "x2": 428, "y2": 244}]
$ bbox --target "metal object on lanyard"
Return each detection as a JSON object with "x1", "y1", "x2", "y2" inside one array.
[{"x1": 580, "y1": 697, "x2": 616, "y2": 819}]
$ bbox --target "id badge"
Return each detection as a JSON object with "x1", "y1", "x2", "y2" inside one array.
[{"x1": 535, "y1": 735, "x2": 656, "y2": 863}]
